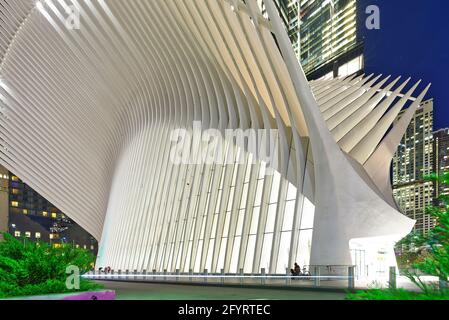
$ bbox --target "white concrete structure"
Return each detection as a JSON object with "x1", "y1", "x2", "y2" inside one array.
[{"x1": 0, "y1": 0, "x2": 429, "y2": 278}]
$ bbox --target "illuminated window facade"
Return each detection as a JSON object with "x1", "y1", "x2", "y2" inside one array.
[
  {"x1": 5, "y1": 172, "x2": 98, "y2": 252},
  {"x1": 393, "y1": 100, "x2": 436, "y2": 235},
  {"x1": 259, "y1": 0, "x2": 363, "y2": 77},
  {"x1": 299, "y1": 0, "x2": 361, "y2": 75},
  {"x1": 9, "y1": 175, "x2": 63, "y2": 218},
  {"x1": 433, "y1": 128, "x2": 449, "y2": 202},
  {"x1": 0, "y1": 166, "x2": 8, "y2": 240}
]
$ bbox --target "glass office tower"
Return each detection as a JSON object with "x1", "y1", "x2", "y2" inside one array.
[
  {"x1": 299, "y1": 0, "x2": 360, "y2": 75},
  {"x1": 259, "y1": 0, "x2": 363, "y2": 78}
]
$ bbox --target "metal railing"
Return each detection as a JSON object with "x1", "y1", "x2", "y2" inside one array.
[
  {"x1": 84, "y1": 266, "x2": 449, "y2": 291},
  {"x1": 83, "y1": 265, "x2": 357, "y2": 290}
]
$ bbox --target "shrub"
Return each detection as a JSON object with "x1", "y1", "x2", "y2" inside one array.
[{"x1": 0, "y1": 233, "x2": 102, "y2": 298}]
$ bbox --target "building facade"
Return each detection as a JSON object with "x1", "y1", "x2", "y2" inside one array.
[
  {"x1": 8, "y1": 172, "x2": 97, "y2": 253},
  {"x1": 0, "y1": 166, "x2": 8, "y2": 241},
  {"x1": 260, "y1": 0, "x2": 364, "y2": 79},
  {"x1": 392, "y1": 99, "x2": 435, "y2": 235},
  {"x1": 299, "y1": 0, "x2": 362, "y2": 77},
  {"x1": 258, "y1": 0, "x2": 300, "y2": 56},
  {"x1": 433, "y1": 128, "x2": 449, "y2": 202},
  {"x1": 0, "y1": 0, "x2": 430, "y2": 280}
]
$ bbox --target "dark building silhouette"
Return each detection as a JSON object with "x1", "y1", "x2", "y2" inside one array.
[
  {"x1": 7, "y1": 172, "x2": 97, "y2": 253},
  {"x1": 0, "y1": 167, "x2": 8, "y2": 240}
]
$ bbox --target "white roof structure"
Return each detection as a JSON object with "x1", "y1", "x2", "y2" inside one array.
[{"x1": 0, "y1": 0, "x2": 429, "y2": 276}]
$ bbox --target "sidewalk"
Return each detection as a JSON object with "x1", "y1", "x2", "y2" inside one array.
[{"x1": 95, "y1": 280, "x2": 347, "y2": 300}]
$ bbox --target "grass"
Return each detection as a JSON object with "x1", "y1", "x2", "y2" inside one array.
[{"x1": 346, "y1": 288, "x2": 449, "y2": 300}]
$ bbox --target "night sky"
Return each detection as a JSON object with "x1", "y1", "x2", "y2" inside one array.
[{"x1": 358, "y1": 0, "x2": 449, "y2": 129}]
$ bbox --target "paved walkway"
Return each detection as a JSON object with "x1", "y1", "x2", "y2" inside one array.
[{"x1": 95, "y1": 280, "x2": 347, "y2": 300}]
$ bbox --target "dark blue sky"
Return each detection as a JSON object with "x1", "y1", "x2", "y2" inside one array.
[{"x1": 358, "y1": 0, "x2": 449, "y2": 129}]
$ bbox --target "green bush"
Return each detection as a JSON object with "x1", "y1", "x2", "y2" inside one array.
[
  {"x1": 0, "y1": 233, "x2": 102, "y2": 298},
  {"x1": 0, "y1": 279, "x2": 102, "y2": 298}
]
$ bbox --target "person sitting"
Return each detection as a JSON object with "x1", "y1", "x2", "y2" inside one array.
[
  {"x1": 290, "y1": 263, "x2": 301, "y2": 278},
  {"x1": 302, "y1": 266, "x2": 310, "y2": 275},
  {"x1": 294, "y1": 263, "x2": 301, "y2": 275}
]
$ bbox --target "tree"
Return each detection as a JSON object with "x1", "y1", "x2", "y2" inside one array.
[
  {"x1": 395, "y1": 172, "x2": 449, "y2": 294},
  {"x1": 409, "y1": 173, "x2": 449, "y2": 281}
]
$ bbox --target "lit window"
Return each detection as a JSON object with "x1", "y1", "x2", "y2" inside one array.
[
  {"x1": 11, "y1": 176, "x2": 19, "y2": 181},
  {"x1": 49, "y1": 234, "x2": 54, "y2": 239},
  {"x1": 23, "y1": 209, "x2": 28, "y2": 215},
  {"x1": 42, "y1": 211, "x2": 48, "y2": 217},
  {"x1": 76, "y1": 244, "x2": 80, "y2": 248},
  {"x1": 83, "y1": 245, "x2": 87, "y2": 249},
  {"x1": 90, "y1": 245, "x2": 94, "y2": 250},
  {"x1": 51, "y1": 213, "x2": 57, "y2": 219},
  {"x1": 53, "y1": 244, "x2": 61, "y2": 249},
  {"x1": 11, "y1": 188, "x2": 19, "y2": 195},
  {"x1": 11, "y1": 201, "x2": 19, "y2": 207},
  {"x1": 14, "y1": 231, "x2": 21, "y2": 237},
  {"x1": 25, "y1": 232, "x2": 31, "y2": 238},
  {"x1": 35, "y1": 232, "x2": 41, "y2": 239}
]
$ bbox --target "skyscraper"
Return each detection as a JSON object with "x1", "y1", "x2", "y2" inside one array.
[
  {"x1": 259, "y1": 0, "x2": 364, "y2": 79},
  {"x1": 433, "y1": 128, "x2": 449, "y2": 202},
  {"x1": 392, "y1": 99, "x2": 435, "y2": 235}
]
